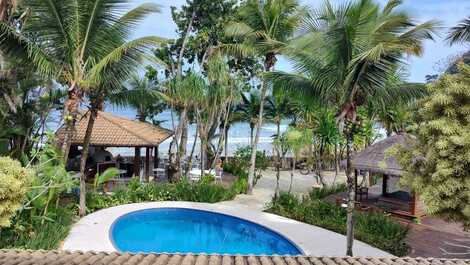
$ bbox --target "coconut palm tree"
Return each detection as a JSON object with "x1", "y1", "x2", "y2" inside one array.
[
  {"x1": 269, "y1": 0, "x2": 438, "y2": 255},
  {"x1": 225, "y1": 0, "x2": 304, "y2": 193},
  {"x1": 265, "y1": 88, "x2": 292, "y2": 197},
  {"x1": 236, "y1": 90, "x2": 263, "y2": 145},
  {"x1": 447, "y1": 16, "x2": 470, "y2": 45},
  {"x1": 0, "y1": 0, "x2": 163, "y2": 216},
  {"x1": 0, "y1": 0, "x2": 163, "y2": 162}
]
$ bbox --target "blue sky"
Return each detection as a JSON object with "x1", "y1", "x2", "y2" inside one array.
[{"x1": 129, "y1": 0, "x2": 470, "y2": 83}]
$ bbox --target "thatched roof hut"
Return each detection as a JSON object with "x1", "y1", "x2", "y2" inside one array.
[{"x1": 346, "y1": 133, "x2": 415, "y2": 176}]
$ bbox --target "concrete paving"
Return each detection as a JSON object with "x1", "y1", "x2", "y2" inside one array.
[
  {"x1": 219, "y1": 169, "x2": 346, "y2": 210},
  {"x1": 62, "y1": 201, "x2": 392, "y2": 257}
]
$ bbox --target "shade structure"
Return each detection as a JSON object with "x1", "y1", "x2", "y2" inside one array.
[
  {"x1": 56, "y1": 110, "x2": 173, "y2": 148},
  {"x1": 344, "y1": 133, "x2": 415, "y2": 176}
]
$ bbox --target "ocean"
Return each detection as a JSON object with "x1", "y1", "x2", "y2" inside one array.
[{"x1": 106, "y1": 106, "x2": 289, "y2": 158}]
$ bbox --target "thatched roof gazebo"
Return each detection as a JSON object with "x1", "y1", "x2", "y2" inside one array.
[
  {"x1": 345, "y1": 133, "x2": 424, "y2": 218},
  {"x1": 56, "y1": 110, "x2": 173, "y2": 177},
  {"x1": 349, "y1": 134, "x2": 414, "y2": 176}
]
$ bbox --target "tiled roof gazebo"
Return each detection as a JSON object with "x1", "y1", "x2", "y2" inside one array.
[
  {"x1": 1, "y1": 250, "x2": 469, "y2": 265},
  {"x1": 56, "y1": 110, "x2": 173, "y2": 178}
]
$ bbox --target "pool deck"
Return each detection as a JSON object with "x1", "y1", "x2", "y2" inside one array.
[{"x1": 62, "y1": 201, "x2": 393, "y2": 257}]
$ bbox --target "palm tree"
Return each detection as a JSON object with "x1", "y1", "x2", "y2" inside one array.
[
  {"x1": 236, "y1": 90, "x2": 262, "y2": 145},
  {"x1": 265, "y1": 88, "x2": 292, "y2": 197},
  {"x1": 269, "y1": 0, "x2": 437, "y2": 256},
  {"x1": 447, "y1": 16, "x2": 470, "y2": 45},
  {"x1": 0, "y1": 0, "x2": 163, "y2": 162},
  {"x1": 110, "y1": 74, "x2": 165, "y2": 178},
  {"x1": 0, "y1": 0, "x2": 163, "y2": 216},
  {"x1": 285, "y1": 127, "x2": 312, "y2": 193},
  {"x1": 225, "y1": 0, "x2": 303, "y2": 193}
]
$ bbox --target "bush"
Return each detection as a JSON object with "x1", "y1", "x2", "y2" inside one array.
[
  {"x1": 267, "y1": 191, "x2": 409, "y2": 256},
  {"x1": 309, "y1": 183, "x2": 346, "y2": 199},
  {"x1": 0, "y1": 156, "x2": 33, "y2": 228},
  {"x1": 87, "y1": 177, "x2": 246, "y2": 212},
  {"x1": 0, "y1": 205, "x2": 75, "y2": 250}
]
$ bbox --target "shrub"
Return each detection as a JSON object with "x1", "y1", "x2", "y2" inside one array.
[
  {"x1": 0, "y1": 205, "x2": 75, "y2": 250},
  {"x1": 267, "y1": 191, "x2": 409, "y2": 256},
  {"x1": 87, "y1": 177, "x2": 246, "y2": 212},
  {"x1": 0, "y1": 156, "x2": 33, "y2": 228},
  {"x1": 309, "y1": 183, "x2": 347, "y2": 200}
]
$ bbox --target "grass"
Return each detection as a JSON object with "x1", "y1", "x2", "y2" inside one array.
[{"x1": 267, "y1": 190, "x2": 409, "y2": 256}]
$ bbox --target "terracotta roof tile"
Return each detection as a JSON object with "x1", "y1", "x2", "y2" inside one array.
[
  {"x1": 56, "y1": 110, "x2": 173, "y2": 147},
  {"x1": 0, "y1": 250, "x2": 469, "y2": 265}
]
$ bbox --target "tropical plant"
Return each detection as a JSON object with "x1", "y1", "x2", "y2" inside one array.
[
  {"x1": 0, "y1": 0, "x2": 164, "y2": 216},
  {"x1": 447, "y1": 16, "x2": 470, "y2": 45},
  {"x1": 232, "y1": 146, "x2": 269, "y2": 185},
  {"x1": 285, "y1": 127, "x2": 312, "y2": 193},
  {"x1": 93, "y1": 167, "x2": 119, "y2": 192},
  {"x1": 236, "y1": 90, "x2": 263, "y2": 145},
  {"x1": 0, "y1": 0, "x2": 163, "y2": 161},
  {"x1": 268, "y1": 191, "x2": 409, "y2": 256},
  {"x1": 395, "y1": 64, "x2": 470, "y2": 230},
  {"x1": 0, "y1": 156, "x2": 33, "y2": 228},
  {"x1": 265, "y1": 88, "x2": 292, "y2": 197},
  {"x1": 269, "y1": 0, "x2": 437, "y2": 255},
  {"x1": 225, "y1": 0, "x2": 304, "y2": 193}
]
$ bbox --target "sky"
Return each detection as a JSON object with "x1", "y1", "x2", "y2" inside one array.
[{"x1": 128, "y1": 0, "x2": 470, "y2": 83}]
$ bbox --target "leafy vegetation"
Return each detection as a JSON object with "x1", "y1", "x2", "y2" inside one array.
[
  {"x1": 0, "y1": 157, "x2": 33, "y2": 227},
  {"x1": 395, "y1": 64, "x2": 470, "y2": 229},
  {"x1": 87, "y1": 175, "x2": 247, "y2": 212},
  {"x1": 267, "y1": 190, "x2": 409, "y2": 256}
]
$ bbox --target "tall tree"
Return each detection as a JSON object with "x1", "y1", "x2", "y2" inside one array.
[
  {"x1": 269, "y1": 0, "x2": 437, "y2": 255},
  {"x1": 0, "y1": 0, "x2": 163, "y2": 164},
  {"x1": 225, "y1": 0, "x2": 303, "y2": 193},
  {"x1": 265, "y1": 88, "x2": 292, "y2": 197},
  {"x1": 395, "y1": 64, "x2": 470, "y2": 230}
]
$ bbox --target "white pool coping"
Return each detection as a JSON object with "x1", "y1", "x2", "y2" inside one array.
[{"x1": 62, "y1": 201, "x2": 394, "y2": 257}]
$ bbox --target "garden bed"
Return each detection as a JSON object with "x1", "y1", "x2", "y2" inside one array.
[{"x1": 266, "y1": 185, "x2": 410, "y2": 256}]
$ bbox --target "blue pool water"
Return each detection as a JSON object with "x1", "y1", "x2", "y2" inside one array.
[{"x1": 110, "y1": 208, "x2": 302, "y2": 255}]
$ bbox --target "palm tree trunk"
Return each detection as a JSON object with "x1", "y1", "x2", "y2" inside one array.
[
  {"x1": 224, "y1": 124, "x2": 229, "y2": 161},
  {"x1": 247, "y1": 83, "x2": 267, "y2": 194},
  {"x1": 250, "y1": 124, "x2": 254, "y2": 146},
  {"x1": 289, "y1": 156, "x2": 295, "y2": 193},
  {"x1": 61, "y1": 83, "x2": 80, "y2": 162},
  {"x1": 345, "y1": 127, "x2": 355, "y2": 256},
  {"x1": 186, "y1": 126, "x2": 198, "y2": 176},
  {"x1": 275, "y1": 120, "x2": 281, "y2": 198},
  {"x1": 78, "y1": 108, "x2": 98, "y2": 217}
]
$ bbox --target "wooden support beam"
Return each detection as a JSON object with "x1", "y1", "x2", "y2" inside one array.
[
  {"x1": 154, "y1": 146, "x2": 159, "y2": 168},
  {"x1": 145, "y1": 147, "x2": 150, "y2": 182},
  {"x1": 134, "y1": 147, "x2": 141, "y2": 178},
  {"x1": 382, "y1": 174, "x2": 388, "y2": 197}
]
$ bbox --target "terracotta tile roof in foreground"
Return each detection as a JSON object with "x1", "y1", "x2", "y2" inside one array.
[
  {"x1": 0, "y1": 250, "x2": 469, "y2": 265},
  {"x1": 56, "y1": 110, "x2": 173, "y2": 147}
]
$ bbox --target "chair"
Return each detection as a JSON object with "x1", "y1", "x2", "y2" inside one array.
[{"x1": 356, "y1": 186, "x2": 369, "y2": 201}]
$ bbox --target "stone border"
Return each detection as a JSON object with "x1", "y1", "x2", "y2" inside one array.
[{"x1": 62, "y1": 201, "x2": 393, "y2": 257}]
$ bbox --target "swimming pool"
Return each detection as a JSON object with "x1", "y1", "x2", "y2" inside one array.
[{"x1": 110, "y1": 208, "x2": 302, "y2": 255}]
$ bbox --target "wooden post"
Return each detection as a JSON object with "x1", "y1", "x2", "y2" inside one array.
[
  {"x1": 382, "y1": 174, "x2": 388, "y2": 197},
  {"x1": 354, "y1": 169, "x2": 358, "y2": 201},
  {"x1": 145, "y1": 147, "x2": 150, "y2": 182},
  {"x1": 134, "y1": 147, "x2": 141, "y2": 178},
  {"x1": 154, "y1": 146, "x2": 159, "y2": 168},
  {"x1": 410, "y1": 192, "x2": 417, "y2": 216}
]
